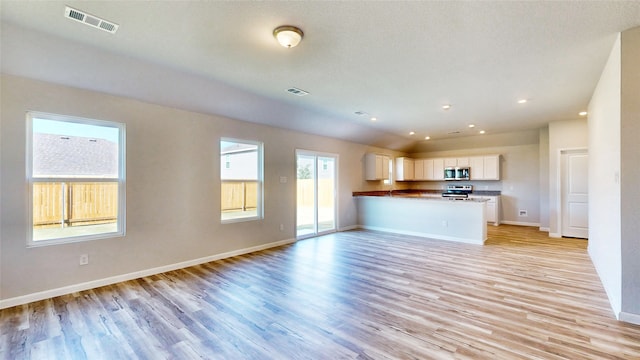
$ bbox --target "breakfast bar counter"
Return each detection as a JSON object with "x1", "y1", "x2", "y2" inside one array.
[{"x1": 354, "y1": 191, "x2": 488, "y2": 245}]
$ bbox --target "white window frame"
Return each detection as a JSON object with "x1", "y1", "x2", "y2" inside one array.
[
  {"x1": 26, "y1": 112, "x2": 126, "y2": 247},
  {"x1": 220, "y1": 137, "x2": 263, "y2": 223}
]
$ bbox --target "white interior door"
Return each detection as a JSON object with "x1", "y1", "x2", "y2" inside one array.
[{"x1": 561, "y1": 150, "x2": 588, "y2": 239}]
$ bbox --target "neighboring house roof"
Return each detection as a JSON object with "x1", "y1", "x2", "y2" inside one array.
[
  {"x1": 33, "y1": 133, "x2": 118, "y2": 178},
  {"x1": 221, "y1": 142, "x2": 257, "y2": 155}
]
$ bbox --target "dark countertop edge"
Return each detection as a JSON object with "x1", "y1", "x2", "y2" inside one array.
[
  {"x1": 471, "y1": 191, "x2": 502, "y2": 196},
  {"x1": 352, "y1": 189, "x2": 501, "y2": 197}
]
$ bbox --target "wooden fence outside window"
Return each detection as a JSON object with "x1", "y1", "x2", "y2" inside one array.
[{"x1": 33, "y1": 182, "x2": 119, "y2": 228}]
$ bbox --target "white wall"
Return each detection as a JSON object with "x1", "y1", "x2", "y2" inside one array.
[
  {"x1": 410, "y1": 130, "x2": 541, "y2": 226},
  {"x1": 620, "y1": 27, "x2": 640, "y2": 322},
  {"x1": 547, "y1": 119, "x2": 588, "y2": 237},
  {"x1": 0, "y1": 74, "x2": 404, "y2": 305},
  {"x1": 588, "y1": 35, "x2": 622, "y2": 317}
]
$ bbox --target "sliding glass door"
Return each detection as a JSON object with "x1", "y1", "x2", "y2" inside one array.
[{"x1": 296, "y1": 150, "x2": 337, "y2": 238}]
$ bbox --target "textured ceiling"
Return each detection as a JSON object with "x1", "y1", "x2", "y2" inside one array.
[{"x1": 2, "y1": 1, "x2": 639, "y2": 150}]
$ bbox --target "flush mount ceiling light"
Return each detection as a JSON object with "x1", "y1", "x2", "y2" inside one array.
[
  {"x1": 273, "y1": 26, "x2": 304, "y2": 48},
  {"x1": 517, "y1": 99, "x2": 528, "y2": 104},
  {"x1": 409, "y1": 131, "x2": 415, "y2": 135},
  {"x1": 579, "y1": 111, "x2": 588, "y2": 116},
  {"x1": 442, "y1": 104, "x2": 452, "y2": 110},
  {"x1": 468, "y1": 124, "x2": 475, "y2": 128},
  {"x1": 425, "y1": 136, "x2": 431, "y2": 140}
]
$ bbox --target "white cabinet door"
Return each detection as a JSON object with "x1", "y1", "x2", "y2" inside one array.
[
  {"x1": 423, "y1": 159, "x2": 434, "y2": 180},
  {"x1": 483, "y1": 155, "x2": 500, "y2": 180},
  {"x1": 457, "y1": 157, "x2": 470, "y2": 167},
  {"x1": 381, "y1": 155, "x2": 390, "y2": 180},
  {"x1": 444, "y1": 158, "x2": 457, "y2": 167},
  {"x1": 365, "y1": 153, "x2": 390, "y2": 180},
  {"x1": 395, "y1": 157, "x2": 414, "y2": 181},
  {"x1": 469, "y1": 155, "x2": 499, "y2": 180},
  {"x1": 414, "y1": 159, "x2": 425, "y2": 180},
  {"x1": 470, "y1": 156, "x2": 484, "y2": 179},
  {"x1": 486, "y1": 201, "x2": 496, "y2": 223},
  {"x1": 432, "y1": 159, "x2": 445, "y2": 180}
]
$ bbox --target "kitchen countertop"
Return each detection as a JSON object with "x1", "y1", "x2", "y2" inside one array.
[{"x1": 352, "y1": 189, "x2": 501, "y2": 197}]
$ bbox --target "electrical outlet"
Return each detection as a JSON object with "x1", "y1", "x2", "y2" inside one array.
[
  {"x1": 79, "y1": 254, "x2": 89, "y2": 265},
  {"x1": 518, "y1": 210, "x2": 528, "y2": 217},
  {"x1": 279, "y1": 223, "x2": 284, "y2": 231}
]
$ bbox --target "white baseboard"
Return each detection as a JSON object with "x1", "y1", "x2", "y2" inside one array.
[
  {"x1": 539, "y1": 227, "x2": 550, "y2": 232},
  {"x1": 549, "y1": 232, "x2": 562, "y2": 238},
  {"x1": 620, "y1": 311, "x2": 640, "y2": 325},
  {"x1": 0, "y1": 237, "x2": 297, "y2": 310},
  {"x1": 338, "y1": 225, "x2": 359, "y2": 232},
  {"x1": 500, "y1": 220, "x2": 541, "y2": 227}
]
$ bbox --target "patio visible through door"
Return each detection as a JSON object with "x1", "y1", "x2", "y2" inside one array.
[{"x1": 296, "y1": 150, "x2": 337, "y2": 238}]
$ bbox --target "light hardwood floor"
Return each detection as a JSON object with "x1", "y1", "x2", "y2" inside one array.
[{"x1": 1, "y1": 225, "x2": 639, "y2": 359}]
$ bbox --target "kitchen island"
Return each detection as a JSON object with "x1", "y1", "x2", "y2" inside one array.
[{"x1": 354, "y1": 191, "x2": 488, "y2": 245}]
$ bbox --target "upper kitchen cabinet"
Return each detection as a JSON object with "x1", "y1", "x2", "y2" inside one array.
[
  {"x1": 365, "y1": 153, "x2": 390, "y2": 180},
  {"x1": 432, "y1": 158, "x2": 445, "y2": 180},
  {"x1": 395, "y1": 157, "x2": 414, "y2": 181},
  {"x1": 469, "y1": 155, "x2": 500, "y2": 180},
  {"x1": 444, "y1": 157, "x2": 470, "y2": 167},
  {"x1": 415, "y1": 159, "x2": 441, "y2": 180},
  {"x1": 414, "y1": 159, "x2": 425, "y2": 180}
]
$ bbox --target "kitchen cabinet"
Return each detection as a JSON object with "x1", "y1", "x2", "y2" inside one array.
[
  {"x1": 469, "y1": 195, "x2": 500, "y2": 225},
  {"x1": 365, "y1": 153, "x2": 390, "y2": 180},
  {"x1": 395, "y1": 157, "x2": 414, "y2": 181},
  {"x1": 412, "y1": 155, "x2": 497, "y2": 181},
  {"x1": 444, "y1": 157, "x2": 470, "y2": 167},
  {"x1": 414, "y1": 159, "x2": 437, "y2": 180},
  {"x1": 414, "y1": 159, "x2": 424, "y2": 180},
  {"x1": 483, "y1": 155, "x2": 500, "y2": 180},
  {"x1": 432, "y1": 158, "x2": 445, "y2": 180},
  {"x1": 469, "y1": 155, "x2": 500, "y2": 180}
]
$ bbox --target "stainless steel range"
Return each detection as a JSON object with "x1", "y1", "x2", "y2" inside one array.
[{"x1": 442, "y1": 185, "x2": 473, "y2": 199}]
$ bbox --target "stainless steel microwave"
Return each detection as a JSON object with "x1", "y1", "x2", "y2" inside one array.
[{"x1": 444, "y1": 167, "x2": 470, "y2": 181}]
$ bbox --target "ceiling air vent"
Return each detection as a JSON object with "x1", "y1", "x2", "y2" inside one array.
[
  {"x1": 64, "y1": 6, "x2": 119, "y2": 34},
  {"x1": 286, "y1": 87, "x2": 309, "y2": 96}
]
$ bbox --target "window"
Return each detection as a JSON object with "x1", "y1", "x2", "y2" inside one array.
[
  {"x1": 27, "y1": 112, "x2": 125, "y2": 246},
  {"x1": 383, "y1": 158, "x2": 394, "y2": 185},
  {"x1": 220, "y1": 139, "x2": 263, "y2": 222}
]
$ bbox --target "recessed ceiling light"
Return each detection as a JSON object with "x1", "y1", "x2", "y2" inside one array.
[
  {"x1": 468, "y1": 124, "x2": 475, "y2": 128},
  {"x1": 517, "y1": 99, "x2": 528, "y2": 104},
  {"x1": 370, "y1": 117, "x2": 377, "y2": 122},
  {"x1": 409, "y1": 131, "x2": 415, "y2": 135},
  {"x1": 579, "y1": 111, "x2": 588, "y2": 116},
  {"x1": 479, "y1": 130, "x2": 486, "y2": 134},
  {"x1": 425, "y1": 136, "x2": 431, "y2": 140},
  {"x1": 442, "y1": 104, "x2": 452, "y2": 110}
]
